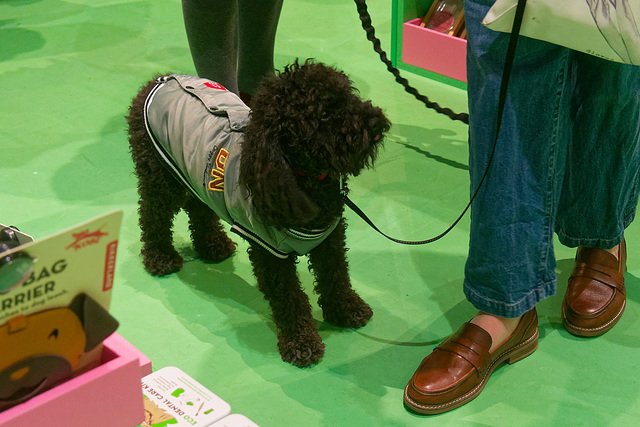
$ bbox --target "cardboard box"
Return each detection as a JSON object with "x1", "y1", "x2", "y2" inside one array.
[
  {"x1": 402, "y1": 18, "x2": 467, "y2": 82},
  {"x1": 0, "y1": 333, "x2": 151, "y2": 427}
]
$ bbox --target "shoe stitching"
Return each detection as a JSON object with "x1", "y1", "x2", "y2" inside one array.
[
  {"x1": 404, "y1": 327, "x2": 539, "y2": 412},
  {"x1": 562, "y1": 299, "x2": 626, "y2": 334},
  {"x1": 404, "y1": 330, "x2": 539, "y2": 412}
]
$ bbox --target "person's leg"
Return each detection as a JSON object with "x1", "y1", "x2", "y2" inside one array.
[
  {"x1": 557, "y1": 53, "x2": 640, "y2": 336},
  {"x1": 237, "y1": 0, "x2": 284, "y2": 99},
  {"x1": 463, "y1": 4, "x2": 573, "y2": 322},
  {"x1": 404, "y1": 0, "x2": 574, "y2": 414},
  {"x1": 556, "y1": 54, "x2": 640, "y2": 249},
  {"x1": 181, "y1": 0, "x2": 239, "y2": 93}
]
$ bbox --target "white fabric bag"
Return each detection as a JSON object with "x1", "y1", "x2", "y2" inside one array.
[{"x1": 483, "y1": 0, "x2": 640, "y2": 64}]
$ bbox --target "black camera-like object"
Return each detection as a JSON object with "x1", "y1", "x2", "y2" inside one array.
[{"x1": 0, "y1": 224, "x2": 35, "y2": 294}]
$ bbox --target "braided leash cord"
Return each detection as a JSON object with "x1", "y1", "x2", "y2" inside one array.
[
  {"x1": 354, "y1": 0, "x2": 470, "y2": 124},
  {"x1": 347, "y1": 0, "x2": 528, "y2": 244}
]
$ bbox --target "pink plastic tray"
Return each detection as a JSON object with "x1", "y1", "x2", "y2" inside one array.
[
  {"x1": 402, "y1": 18, "x2": 467, "y2": 82},
  {"x1": 0, "y1": 333, "x2": 151, "y2": 427}
]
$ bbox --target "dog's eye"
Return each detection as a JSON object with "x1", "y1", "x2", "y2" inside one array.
[{"x1": 49, "y1": 329, "x2": 59, "y2": 340}]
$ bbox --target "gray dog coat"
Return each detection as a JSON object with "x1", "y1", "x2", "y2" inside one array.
[{"x1": 143, "y1": 74, "x2": 339, "y2": 258}]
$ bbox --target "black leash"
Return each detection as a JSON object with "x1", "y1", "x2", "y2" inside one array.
[
  {"x1": 346, "y1": 0, "x2": 529, "y2": 245},
  {"x1": 354, "y1": 0, "x2": 469, "y2": 124}
]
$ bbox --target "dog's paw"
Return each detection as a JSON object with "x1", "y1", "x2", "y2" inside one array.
[
  {"x1": 321, "y1": 291, "x2": 373, "y2": 329},
  {"x1": 195, "y1": 236, "x2": 237, "y2": 262},
  {"x1": 277, "y1": 331, "x2": 326, "y2": 367},
  {"x1": 141, "y1": 248, "x2": 183, "y2": 276}
]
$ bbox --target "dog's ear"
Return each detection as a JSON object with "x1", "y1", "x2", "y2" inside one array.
[
  {"x1": 239, "y1": 130, "x2": 319, "y2": 228},
  {"x1": 68, "y1": 293, "x2": 119, "y2": 352}
]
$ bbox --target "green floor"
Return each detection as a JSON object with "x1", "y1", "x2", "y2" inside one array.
[{"x1": 2, "y1": 0, "x2": 640, "y2": 425}]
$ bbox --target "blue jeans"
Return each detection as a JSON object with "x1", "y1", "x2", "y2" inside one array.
[{"x1": 463, "y1": 0, "x2": 640, "y2": 317}]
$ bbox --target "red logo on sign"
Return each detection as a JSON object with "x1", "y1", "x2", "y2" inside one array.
[
  {"x1": 103, "y1": 240, "x2": 118, "y2": 291},
  {"x1": 66, "y1": 227, "x2": 108, "y2": 251},
  {"x1": 204, "y1": 82, "x2": 226, "y2": 91}
]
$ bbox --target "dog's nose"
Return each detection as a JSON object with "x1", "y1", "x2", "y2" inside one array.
[{"x1": 10, "y1": 366, "x2": 30, "y2": 381}]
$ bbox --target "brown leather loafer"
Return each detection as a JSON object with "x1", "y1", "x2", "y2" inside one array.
[
  {"x1": 403, "y1": 309, "x2": 538, "y2": 415},
  {"x1": 562, "y1": 240, "x2": 626, "y2": 337}
]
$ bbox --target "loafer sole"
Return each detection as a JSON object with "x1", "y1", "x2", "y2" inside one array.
[
  {"x1": 403, "y1": 327, "x2": 539, "y2": 415},
  {"x1": 562, "y1": 299, "x2": 626, "y2": 338}
]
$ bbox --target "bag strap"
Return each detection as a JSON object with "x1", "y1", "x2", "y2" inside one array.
[{"x1": 344, "y1": 0, "x2": 529, "y2": 245}]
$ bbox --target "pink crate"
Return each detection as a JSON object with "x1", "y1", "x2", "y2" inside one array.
[
  {"x1": 402, "y1": 18, "x2": 467, "y2": 82},
  {"x1": 0, "y1": 333, "x2": 151, "y2": 427}
]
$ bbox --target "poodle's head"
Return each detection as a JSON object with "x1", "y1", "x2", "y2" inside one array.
[{"x1": 240, "y1": 59, "x2": 391, "y2": 228}]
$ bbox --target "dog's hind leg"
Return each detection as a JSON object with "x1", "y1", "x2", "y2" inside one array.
[
  {"x1": 128, "y1": 82, "x2": 186, "y2": 277},
  {"x1": 184, "y1": 195, "x2": 236, "y2": 262},
  {"x1": 308, "y1": 218, "x2": 373, "y2": 328},
  {"x1": 137, "y1": 185, "x2": 184, "y2": 276},
  {"x1": 247, "y1": 244, "x2": 325, "y2": 367}
]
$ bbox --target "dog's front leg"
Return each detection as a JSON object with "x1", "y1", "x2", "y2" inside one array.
[
  {"x1": 308, "y1": 217, "x2": 373, "y2": 329},
  {"x1": 248, "y1": 244, "x2": 325, "y2": 367}
]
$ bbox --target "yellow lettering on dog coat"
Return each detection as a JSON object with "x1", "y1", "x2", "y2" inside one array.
[{"x1": 208, "y1": 148, "x2": 229, "y2": 192}]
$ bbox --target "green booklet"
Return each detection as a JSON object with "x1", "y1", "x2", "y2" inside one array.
[{"x1": 138, "y1": 366, "x2": 231, "y2": 427}]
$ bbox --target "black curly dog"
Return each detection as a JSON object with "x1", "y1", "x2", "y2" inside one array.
[{"x1": 126, "y1": 59, "x2": 390, "y2": 366}]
